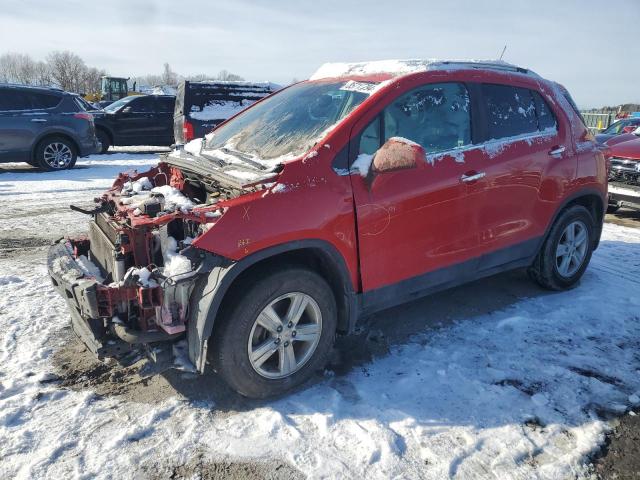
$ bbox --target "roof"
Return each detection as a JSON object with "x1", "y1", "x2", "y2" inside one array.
[
  {"x1": 0, "y1": 83, "x2": 65, "y2": 93},
  {"x1": 309, "y1": 59, "x2": 539, "y2": 81}
]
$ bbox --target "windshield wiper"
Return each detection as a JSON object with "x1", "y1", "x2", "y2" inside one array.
[{"x1": 218, "y1": 147, "x2": 267, "y2": 171}]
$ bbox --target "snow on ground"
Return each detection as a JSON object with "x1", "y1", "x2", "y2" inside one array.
[{"x1": 1, "y1": 151, "x2": 640, "y2": 479}]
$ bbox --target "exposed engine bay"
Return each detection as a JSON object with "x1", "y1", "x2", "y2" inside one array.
[{"x1": 54, "y1": 155, "x2": 278, "y2": 357}]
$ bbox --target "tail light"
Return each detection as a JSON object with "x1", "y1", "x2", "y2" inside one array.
[
  {"x1": 183, "y1": 120, "x2": 194, "y2": 142},
  {"x1": 74, "y1": 112, "x2": 94, "y2": 122}
]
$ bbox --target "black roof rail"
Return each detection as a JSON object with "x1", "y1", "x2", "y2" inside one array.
[{"x1": 435, "y1": 61, "x2": 537, "y2": 76}]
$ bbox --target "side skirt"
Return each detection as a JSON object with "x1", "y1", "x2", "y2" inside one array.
[{"x1": 358, "y1": 236, "x2": 542, "y2": 317}]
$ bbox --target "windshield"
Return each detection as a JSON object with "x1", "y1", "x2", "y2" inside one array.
[
  {"x1": 74, "y1": 96, "x2": 98, "y2": 111},
  {"x1": 104, "y1": 95, "x2": 137, "y2": 113},
  {"x1": 204, "y1": 81, "x2": 375, "y2": 160}
]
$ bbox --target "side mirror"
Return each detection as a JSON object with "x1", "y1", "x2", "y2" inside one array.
[
  {"x1": 622, "y1": 126, "x2": 635, "y2": 134},
  {"x1": 121, "y1": 106, "x2": 132, "y2": 114},
  {"x1": 372, "y1": 137, "x2": 424, "y2": 174}
]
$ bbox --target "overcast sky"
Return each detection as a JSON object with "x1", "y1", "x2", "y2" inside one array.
[{"x1": 2, "y1": 0, "x2": 637, "y2": 107}]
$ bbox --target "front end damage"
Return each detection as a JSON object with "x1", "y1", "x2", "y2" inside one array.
[{"x1": 47, "y1": 157, "x2": 276, "y2": 368}]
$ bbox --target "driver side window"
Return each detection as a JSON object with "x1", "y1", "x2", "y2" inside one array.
[{"x1": 382, "y1": 83, "x2": 472, "y2": 154}]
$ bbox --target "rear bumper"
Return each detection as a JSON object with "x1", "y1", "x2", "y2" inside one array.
[
  {"x1": 78, "y1": 136, "x2": 100, "y2": 157},
  {"x1": 47, "y1": 241, "x2": 131, "y2": 357},
  {"x1": 609, "y1": 182, "x2": 640, "y2": 210}
]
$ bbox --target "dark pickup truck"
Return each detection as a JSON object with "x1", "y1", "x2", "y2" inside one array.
[{"x1": 173, "y1": 80, "x2": 279, "y2": 144}]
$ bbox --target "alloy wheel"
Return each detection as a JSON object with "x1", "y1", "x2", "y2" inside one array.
[
  {"x1": 43, "y1": 142, "x2": 73, "y2": 169},
  {"x1": 555, "y1": 220, "x2": 589, "y2": 277},
  {"x1": 247, "y1": 292, "x2": 323, "y2": 379}
]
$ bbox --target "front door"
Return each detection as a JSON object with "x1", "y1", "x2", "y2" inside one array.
[
  {"x1": 350, "y1": 82, "x2": 487, "y2": 305},
  {"x1": 114, "y1": 96, "x2": 158, "y2": 145}
]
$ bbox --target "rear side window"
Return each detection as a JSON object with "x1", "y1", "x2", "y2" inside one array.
[
  {"x1": 482, "y1": 84, "x2": 538, "y2": 139},
  {"x1": 0, "y1": 89, "x2": 34, "y2": 111},
  {"x1": 30, "y1": 92, "x2": 62, "y2": 109},
  {"x1": 382, "y1": 82, "x2": 472, "y2": 153}
]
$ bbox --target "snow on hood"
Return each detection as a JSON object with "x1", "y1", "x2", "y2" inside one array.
[{"x1": 310, "y1": 58, "x2": 531, "y2": 80}]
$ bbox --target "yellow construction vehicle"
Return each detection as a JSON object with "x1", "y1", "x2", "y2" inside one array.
[{"x1": 85, "y1": 76, "x2": 142, "y2": 106}]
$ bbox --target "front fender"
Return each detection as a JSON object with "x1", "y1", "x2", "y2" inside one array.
[{"x1": 186, "y1": 240, "x2": 357, "y2": 372}]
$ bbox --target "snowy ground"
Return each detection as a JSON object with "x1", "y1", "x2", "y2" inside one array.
[{"x1": 1, "y1": 151, "x2": 640, "y2": 479}]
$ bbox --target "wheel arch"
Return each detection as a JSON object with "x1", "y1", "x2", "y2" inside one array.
[
  {"x1": 95, "y1": 125, "x2": 114, "y2": 145},
  {"x1": 190, "y1": 239, "x2": 358, "y2": 372},
  {"x1": 31, "y1": 131, "x2": 80, "y2": 162},
  {"x1": 545, "y1": 188, "x2": 605, "y2": 250}
]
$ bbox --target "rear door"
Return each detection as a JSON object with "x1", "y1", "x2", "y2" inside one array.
[
  {"x1": 350, "y1": 82, "x2": 488, "y2": 302},
  {"x1": 473, "y1": 83, "x2": 572, "y2": 269},
  {"x1": 155, "y1": 96, "x2": 176, "y2": 145}
]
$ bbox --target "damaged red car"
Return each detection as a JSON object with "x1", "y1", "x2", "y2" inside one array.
[{"x1": 48, "y1": 60, "x2": 607, "y2": 398}]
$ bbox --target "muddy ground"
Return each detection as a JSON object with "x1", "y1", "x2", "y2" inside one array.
[{"x1": 591, "y1": 412, "x2": 640, "y2": 480}]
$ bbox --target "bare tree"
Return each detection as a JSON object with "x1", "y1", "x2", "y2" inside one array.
[
  {"x1": 216, "y1": 69, "x2": 244, "y2": 81},
  {"x1": 161, "y1": 63, "x2": 179, "y2": 87},
  {"x1": 0, "y1": 53, "x2": 41, "y2": 84},
  {"x1": 81, "y1": 67, "x2": 106, "y2": 95},
  {"x1": 46, "y1": 51, "x2": 88, "y2": 92}
]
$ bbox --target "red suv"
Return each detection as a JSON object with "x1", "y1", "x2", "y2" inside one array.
[{"x1": 48, "y1": 60, "x2": 607, "y2": 398}]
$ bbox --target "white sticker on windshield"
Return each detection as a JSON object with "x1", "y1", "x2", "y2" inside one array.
[{"x1": 339, "y1": 80, "x2": 378, "y2": 95}]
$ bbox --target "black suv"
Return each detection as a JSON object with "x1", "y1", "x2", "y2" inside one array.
[
  {"x1": 0, "y1": 84, "x2": 100, "y2": 170},
  {"x1": 92, "y1": 95, "x2": 175, "y2": 153}
]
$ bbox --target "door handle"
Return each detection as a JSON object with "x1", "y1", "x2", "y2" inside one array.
[
  {"x1": 30, "y1": 118, "x2": 47, "y2": 123},
  {"x1": 460, "y1": 171, "x2": 486, "y2": 183},
  {"x1": 548, "y1": 145, "x2": 566, "y2": 157}
]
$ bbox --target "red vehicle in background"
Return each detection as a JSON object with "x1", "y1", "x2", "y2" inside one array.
[
  {"x1": 605, "y1": 134, "x2": 640, "y2": 212},
  {"x1": 48, "y1": 60, "x2": 607, "y2": 398}
]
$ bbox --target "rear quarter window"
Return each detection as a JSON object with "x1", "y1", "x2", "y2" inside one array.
[
  {"x1": 532, "y1": 91, "x2": 557, "y2": 131},
  {"x1": 30, "y1": 92, "x2": 62, "y2": 109}
]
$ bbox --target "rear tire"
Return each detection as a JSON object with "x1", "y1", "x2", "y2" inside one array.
[
  {"x1": 212, "y1": 267, "x2": 337, "y2": 399},
  {"x1": 528, "y1": 205, "x2": 595, "y2": 290},
  {"x1": 34, "y1": 136, "x2": 77, "y2": 171},
  {"x1": 96, "y1": 129, "x2": 110, "y2": 154}
]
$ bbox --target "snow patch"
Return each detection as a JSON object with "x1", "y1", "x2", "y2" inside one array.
[
  {"x1": 162, "y1": 237, "x2": 193, "y2": 278},
  {"x1": 150, "y1": 185, "x2": 194, "y2": 213},
  {"x1": 310, "y1": 58, "x2": 534, "y2": 80},
  {"x1": 350, "y1": 153, "x2": 374, "y2": 177}
]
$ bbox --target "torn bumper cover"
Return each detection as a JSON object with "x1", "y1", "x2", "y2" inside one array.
[
  {"x1": 48, "y1": 241, "x2": 129, "y2": 358},
  {"x1": 47, "y1": 240, "x2": 193, "y2": 360}
]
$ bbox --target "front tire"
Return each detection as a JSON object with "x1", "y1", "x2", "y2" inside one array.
[
  {"x1": 34, "y1": 136, "x2": 77, "y2": 171},
  {"x1": 528, "y1": 205, "x2": 595, "y2": 290},
  {"x1": 212, "y1": 267, "x2": 337, "y2": 398}
]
